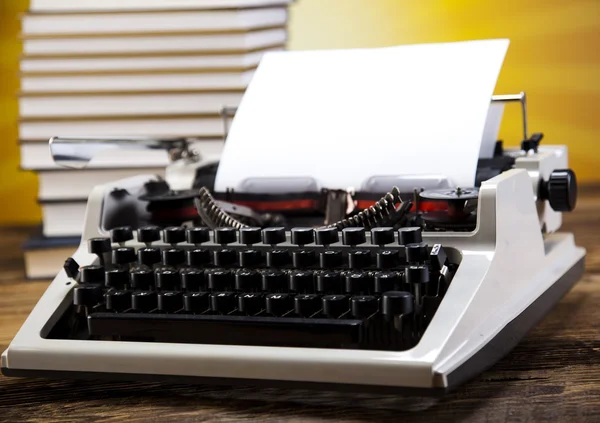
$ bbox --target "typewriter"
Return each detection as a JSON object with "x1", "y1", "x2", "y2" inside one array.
[{"x1": 1, "y1": 92, "x2": 585, "y2": 395}]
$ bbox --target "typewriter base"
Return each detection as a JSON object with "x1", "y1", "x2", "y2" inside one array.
[{"x1": 2, "y1": 255, "x2": 584, "y2": 395}]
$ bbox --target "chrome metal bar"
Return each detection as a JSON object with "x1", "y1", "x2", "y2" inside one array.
[
  {"x1": 491, "y1": 92, "x2": 527, "y2": 140},
  {"x1": 220, "y1": 106, "x2": 238, "y2": 141}
]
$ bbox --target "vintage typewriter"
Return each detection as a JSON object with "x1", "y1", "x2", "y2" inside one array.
[{"x1": 1, "y1": 93, "x2": 585, "y2": 395}]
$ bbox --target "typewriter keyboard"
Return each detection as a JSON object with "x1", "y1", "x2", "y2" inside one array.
[{"x1": 52, "y1": 226, "x2": 459, "y2": 351}]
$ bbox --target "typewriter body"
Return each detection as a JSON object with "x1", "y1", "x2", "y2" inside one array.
[{"x1": 1, "y1": 93, "x2": 585, "y2": 394}]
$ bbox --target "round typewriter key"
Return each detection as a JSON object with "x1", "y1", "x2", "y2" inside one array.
[
  {"x1": 130, "y1": 267, "x2": 154, "y2": 290},
  {"x1": 210, "y1": 292, "x2": 237, "y2": 314},
  {"x1": 88, "y1": 237, "x2": 111, "y2": 256},
  {"x1": 262, "y1": 269, "x2": 287, "y2": 292},
  {"x1": 239, "y1": 227, "x2": 262, "y2": 246},
  {"x1": 342, "y1": 227, "x2": 366, "y2": 246},
  {"x1": 398, "y1": 227, "x2": 423, "y2": 245},
  {"x1": 73, "y1": 284, "x2": 103, "y2": 307},
  {"x1": 374, "y1": 271, "x2": 401, "y2": 293},
  {"x1": 348, "y1": 250, "x2": 371, "y2": 269},
  {"x1": 184, "y1": 292, "x2": 209, "y2": 313},
  {"x1": 180, "y1": 268, "x2": 205, "y2": 291},
  {"x1": 322, "y1": 295, "x2": 349, "y2": 318},
  {"x1": 405, "y1": 243, "x2": 428, "y2": 263},
  {"x1": 105, "y1": 268, "x2": 129, "y2": 290},
  {"x1": 351, "y1": 295, "x2": 379, "y2": 318},
  {"x1": 137, "y1": 247, "x2": 161, "y2": 267},
  {"x1": 266, "y1": 249, "x2": 290, "y2": 267},
  {"x1": 137, "y1": 225, "x2": 161, "y2": 244},
  {"x1": 186, "y1": 227, "x2": 210, "y2": 245},
  {"x1": 187, "y1": 248, "x2": 211, "y2": 267},
  {"x1": 262, "y1": 227, "x2": 286, "y2": 245},
  {"x1": 291, "y1": 227, "x2": 314, "y2": 246},
  {"x1": 80, "y1": 265, "x2": 104, "y2": 284},
  {"x1": 162, "y1": 226, "x2": 186, "y2": 245},
  {"x1": 292, "y1": 250, "x2": 316, "y2": 268},
  {"x1": 155, "y1": 268, "x2": 180, "y2": 291},
  {"x1": 131, "y1": 291, "x2": 157, "y2": 312},
  {"x1": 239, "y1": 249, "x2": 262, "y2": 267},
  {"x1": 213, "y1": 249, "x2": 237, "y2": 267},
  {"x1": 112, "y1": 247, "x2": 136, "y2": 265},
  {"x1": 208, "y1": 269, "x2": 234, "y2": 291},
  {"x1": 110, "y1": 226, "x2": 133, "y2": 244},
  {"x1": 235, "y1": 269, "x2": 261, "y2": 292},
  {"x1": 315, "y1": 227, "x2": 339, "y2": 246},
  {"x1": 158, "y1": 291, "x2": 183, "y2": 313},
  {"x1": 405, "y1": 265, "x2": 430, "y2": 284},
  {"x1": 214, "y1": 227, "x2": 237, "y2": 245},
  {"x1": 344, "y1": 271, "x2": 371, "y2": 294},
  {"x1": 382, "y1": 291, "x2": 414, "y2": 316},
  {"x1": 238, "y1": 292, "x2": 264, "y2": 315},
  {"x1": 289, "y1": 270, "x2": 314, "y2": 293},
  {"x1": 376, "y1": 250, "x2": 399, "y2": 269},
  {"x1": 105, "y1": 290, "x2": 132, "y2": 312},
  {"x1": 316, "y1": 271, "x2": 342, "y2": 294},
  {"x1": 294, "y1": 294, "x2": 322, "y2": 317},
  {"x1": 319, "y1": 250, "x2": 342, "y2": 269},
  {"x1": 162, "y1": 248, "x2": 186, "y2": 266},
  {"x1": 371, "y1": 227, "x2": 395, "y2": 246},
  {"x1": 265, "y1": 293, "x2": 293, "y2": 316}
]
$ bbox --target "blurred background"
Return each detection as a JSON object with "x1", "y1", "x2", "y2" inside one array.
[{"x1": 1, "y1": 0, "x2": 599, "y2": 225}]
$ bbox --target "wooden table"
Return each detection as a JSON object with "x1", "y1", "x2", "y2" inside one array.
[{"x1": 1, "y1": 189, "x2": 599, "y2": 423}]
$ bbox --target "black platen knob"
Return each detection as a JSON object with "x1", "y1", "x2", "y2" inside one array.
[
  {"x1": 398, "y1": 227, "x2": 422, "y2": 245},
  {"x1": 110, "y1": 226, "x2": 133, "y2": 244},
  {"x1": 88, "y1": 237, "x2": 111, "y2": 256},
  {"x1": 342, "y1": 227, "x2": 366, "y2": 246},
  {"x1": 382, "y1": 291, "x2": 414, "y2": 316},
  {"x1": 137, "y1": 247, "x2": 162, "y2": 267},
  {"x1": 543, "y1": 169, "x2": 577, "y2": 212},
  {"x1": 130, "y1": 267, "x2": 154, "y2": 290},
  {"x1": 112, "y1": 247, "x2": 136, "y2": 265},
  {"x1": 186, "y1": 227, "x2": 210, "y2": 245},
  {"x1": 315, "y1": 227, "x2": 339, "y2": 246},
  {"x1": 163, "y1": 226, "x2": 186, "y2": 245},
  {"x1": 371, "y1": 227, "x2": 395, "y2": 246},
  {"x1": 291, "y1": 227, "x2": 314, "y2": 246},
  {"x1": 80, "y1": 265, "x2": 104, "y2": 284},
  {"x1": 137, "y1": 226, "x2": 161, "y2": 244},
  {"x1": 214, "y1": 227, "x2": 237, "y2": 245},
  {"x1": 239, "y1": 227, "x2": 262, "y2": 245},
  {"x1": 261, "y1": 227, "x2": 286, "y2": 245},
  {"x1": 132, "y1": 291, "x2": 157, "y2": 312}
]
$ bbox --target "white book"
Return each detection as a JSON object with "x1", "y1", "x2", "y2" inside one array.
[
  {"x1": 19, "y1": 91, "x2": 244, "y2": 118},
  {"x1": 30, "y1": 0, "x2": 293, "y2": 12},
  {"x1": 20, "y1": 48, "x2": 281, "y2": 73},
  {"x1": 19, "y1": 115, "x2": 226, "y2": 140},
  {"x1": 21, "y1": 139, "x2": 224, "y2": 170},
  {"x1": 21, "y1": 69, "x2": 255, "y2": 93},
  {"x1": 22, "y1": 8, "x2": 287, "y2": 36},
  {"x1": 23, "y1": 28, "x2": 286, "y2": 56},
  {"x1": 41, "y1": 200, "x2": 87, "y2": 237},
  {"x1": 38, "y1": 168, "x2": 166, "y2": 201}
]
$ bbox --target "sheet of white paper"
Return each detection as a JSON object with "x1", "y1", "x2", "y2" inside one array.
[
  {"x1": 479, "y1": 103, "x2": 505, "y2": 158},
  {"x1": 215, "y1": 39, "x2": 509, "y2": 193}
]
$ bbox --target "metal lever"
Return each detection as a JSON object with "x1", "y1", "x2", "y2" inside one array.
[
  {"x1": 49, "y1": 136, "x2": 196, "y2": 169},
  {"x1": 491, "y1": 92, "x2": 528, "y2": 141}
]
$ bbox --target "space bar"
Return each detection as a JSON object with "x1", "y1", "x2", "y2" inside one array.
[{"x1": 88, "y1": 312, "x2": 363, "y2": 348}]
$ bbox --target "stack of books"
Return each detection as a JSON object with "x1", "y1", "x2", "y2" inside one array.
[{"x1": 20, "y1": 0, "x2": 292, "y2": 279}]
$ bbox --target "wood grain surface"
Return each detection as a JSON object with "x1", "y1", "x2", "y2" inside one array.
[{"x1": 1, "y1": 188, "x2": 599, "y2": 423}]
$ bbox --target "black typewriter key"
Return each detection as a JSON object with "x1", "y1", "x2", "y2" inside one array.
[
  {"x1": 262, "y1": 270, "x2": 287, "y2": 292},
  {"x1": 180, "y1": 268, "x2": 205, "y2": 291},
  {"x1": 398, "y1": 227, "x2": 423, "y2": 245},
  {"x1": 137, "y1": 247, "x2": 161, "y2": 267},
  {"x1": 262, "y1": 227, "x2": 286, "y2": 246},
  {"x1": 317, "y1": 271, "x2": 342, "y2": 294},
  {"x1": 105, "y1": 268, "x2": 129, "y2": 290},
  {"x1": 163, "y1": 226, "x2": 186, "y2": 245},
  {"x1": 374, "y1": 271, "x2": 401, "y2": 293},
  {"x1": 187, "y1": 248, "x2": 211, "y2": 267},
  {"x1": 289, "y1": 270, "x2": 314, "y2": 293},
  {"x1": 131, "y1": 291, "x2": 157, "y2": 312},
  {"x1": 80, "y1": 265, "x2": 104, "y2": 284},
  {"x1": 291, "y1": 227, "x2": 314, "y2": 246},
  {"x1": 214, "y1": 227, "x2": 237, "y2": 245},
  {"x1": 162, "y1": 248, "x2": 186, "y2": 266},
  {"x1": 210, "y1": 292, "x2": 237, "y2": 314},
  {"x1": 155, "y1": 268, "x2": 180, "y2": 291},
  {"x1": 348, "y1": 250, "x2": 371, "y2": 269},
  {"x1": 239, "y1": 249, "x2": 262, "y2": 267},
  {"x1": 322, "y1": 295, "x2": 349, "y2": 318},
  {"x1": 294, "y1": 294, "x2": 321, "y2": 317},
  {"x1": 429, "y1": 244, "x2": 448, "y2": 273},
  {"x1": 265, "y1": 293, "x2": 293, "y2": 316},
  {"x1": 239, "y1": 227, "x2": 262, "y2": 246},
  {"x1": 137, "y1": 225, "x2": 160, "y2": 245},
  {"x1": 110, "y1": 226, "x2": 133, "y2": 245},
  {"x1": 186, "y1": 227, "x2": 210, "y2": 245},
  {"x1": 351, "y1": 296, "x2": 379, "y2": 318},
  {"x1": 213, "y1": 249, "x2": 237, "y2": 267},
  {"x1": 266, "y1": 249, "x2": 290, "y2": 267},
  {"x1": 319, "y1": 250, "x2": 342, "y2": 268},
  {"x1": 315, "y1": 227, "x2": 339, "y2": 246},
  {"x1": 345, "y1": 271, "x2": 371, "y2": 294},
  {"x1": 105, "y1": 290, "x2": 132, "y2": 312},
  {"x1": 371, "y1": 227, "x2": 395, "y2": 246},
  {"x1": 376, "y1": 250, "x2": 399, "y2": 269},
  {"x1": 405, "y1": 265, "x2": 430, "y2": 285},
  {"x1": 208, "y1": 269, "x2": 234, "y2": 291},
  {"x1": 235, "y1": 269, "x2": 261, "y2": 292},
  {"x1": 158, "y1": 291, "x2": 183, "y2": 313},
  {"x1": 73, "y1": 284, "x2": 103, "y2": 307},
  {"x1": 184, "y1": 292, "x2": 209, "y2": 313},
  {"x1": 112, "y1": 247, "x2": 136, "y2": 266},
  {"x1": 292, "y1": 250, "x2": 316, "y2": 268},
  {"x1": 64, "y1": 257, "x2": 79, "y2": 279},
  {"x1": 130, "y1": 267, "x2": 154, "y2": 290},
  {"x1": 405, "y1": 243, "x2": 427, "y2": 263},
  {"x1": 88, "y1": 237, "x2": 111, "y2": 256},
  {"x1": 238, "y1": 293, "x2": 264, "y2": 315},
  {"x1": 342, "y1": 227, "x2": 366, "y2": 246},
  {"x1": 382, "y1": 291, "x2": 414, "y2": 316}
]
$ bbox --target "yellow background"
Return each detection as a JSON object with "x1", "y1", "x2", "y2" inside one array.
[{"x1": 0, "y1": 0, "x2": 598, "y2": 224}]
